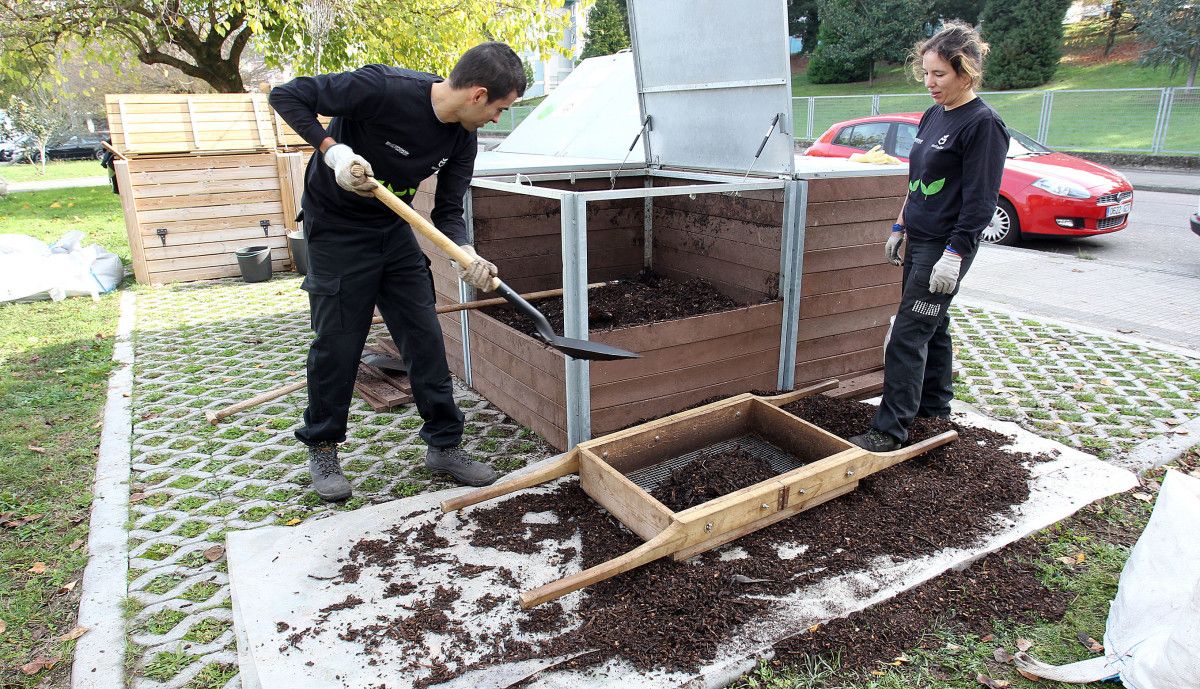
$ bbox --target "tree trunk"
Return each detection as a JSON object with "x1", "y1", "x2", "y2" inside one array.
[
  {"x1": 1103, "y1": 2, "x2": 1123, "y2": 58},
  {"x1": 1189, "y1": 51, "x2": 1197, "y2": 89}
]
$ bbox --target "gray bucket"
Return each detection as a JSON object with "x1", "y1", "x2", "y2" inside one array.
[
  {"x1": 234, "y1": 245, "x2": 272, "y2": 283},
  {"x1": 287, "y1": 229, "x2": 308, "y2": 275}
]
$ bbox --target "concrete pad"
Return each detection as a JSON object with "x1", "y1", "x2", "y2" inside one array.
[{"x1": 228, "y1": 408, "x2": 1137, "y2": 689}]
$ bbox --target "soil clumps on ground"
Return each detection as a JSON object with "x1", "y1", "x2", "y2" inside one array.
[{"x1": 275, "y1": 395, "x2": 1064, "y2": 684}]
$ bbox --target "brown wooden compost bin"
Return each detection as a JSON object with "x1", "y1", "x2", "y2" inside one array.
[{"x1": 413, "y1": 172, "x2": 906, "y2": 450}]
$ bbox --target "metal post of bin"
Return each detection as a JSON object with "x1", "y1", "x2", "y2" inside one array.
[
  {"x1": 561, "y1": 192, "x2": 592, "y2": 447},
  {"x1": 777, "y1": 179, "x2": 807, "y2": 391},
  {"x1": 459, "y1": 189, "x2": 475, "y2": 388}
]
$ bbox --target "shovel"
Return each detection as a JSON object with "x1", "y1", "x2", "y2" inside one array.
[{"x1": 352, "y1": 165, "x2": 639, "y2": 361}]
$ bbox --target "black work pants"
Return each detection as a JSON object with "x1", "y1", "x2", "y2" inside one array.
[
  {"x1": 294, "y1": 216, "x2": 463, "y2": 449},
  {"x1": 872, "y1": 239, "x2": 974, "y2": 444}
]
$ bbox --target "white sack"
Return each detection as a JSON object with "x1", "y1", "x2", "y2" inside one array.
[
  {"x1": 1014, "y1": 470, "x2": 1200, "y2": 688},
  {"x1": 0, "y1": 231, "x2": 124, "y2": 303}
]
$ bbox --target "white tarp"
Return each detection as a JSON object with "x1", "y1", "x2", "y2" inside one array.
[
  {"x1": 1014, "y1": 469, "x2": 1200, "y2": 688},
  {"x1": 228, "y1": 410, "x2": 1136, "y2": 689},
  {"x1": 0, "y1": 231, "x2": 123, "y2": 303}
]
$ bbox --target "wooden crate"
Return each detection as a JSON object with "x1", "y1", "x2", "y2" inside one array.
[
  {"x1": 114, "y1": 152, "x2": 304, "y2": 284},
  {"x1": 106, "y1": 94, "x2": 278, "y2": 156}
]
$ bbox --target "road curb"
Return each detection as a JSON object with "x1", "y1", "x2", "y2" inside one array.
[
  {"x1": 1119, "y1": 416, "x2": 1200, "y2": 475},
  {"x1": 72, "y1": 290, "x2": 135, "y2": 689}
]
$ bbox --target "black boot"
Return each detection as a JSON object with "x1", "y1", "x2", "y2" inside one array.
[
  {"x1": 308, "y1": 442, "x2": 352, "y2": 502},
  {"x1": 848, "y1": 429, "x2": 901, "y2": 452}
]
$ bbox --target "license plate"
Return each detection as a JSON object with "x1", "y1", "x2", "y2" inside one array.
[{"x1": 1106, "y1": 201, "x2": 1132, "y2": 217}]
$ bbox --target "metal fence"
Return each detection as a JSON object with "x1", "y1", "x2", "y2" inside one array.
[
  {"x1": 485, "y1": 88, "x2": 1198, "y2": 155},
  {"x1": 796, "y1": 87, "x2": 1200, "y2": 154}
]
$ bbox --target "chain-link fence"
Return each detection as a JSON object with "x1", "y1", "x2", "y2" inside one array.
[
  {"x1": 480, "y1": 105, "x2": 536, "y2": 135},
  {"x1": 795, "y1": 87, "x2": 1199, "y2": 154}
]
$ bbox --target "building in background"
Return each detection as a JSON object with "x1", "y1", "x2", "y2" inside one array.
[{"x1": 521, "y1": 0, "x2": 589, "y2": 98}]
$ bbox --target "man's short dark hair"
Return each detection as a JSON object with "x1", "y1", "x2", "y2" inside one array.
[{"x1": 448, "y1": 42, "x2": 526, "y2": 102}]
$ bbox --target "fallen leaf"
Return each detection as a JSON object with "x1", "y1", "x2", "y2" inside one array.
[
  {"x1": 1077, "y1": 632, "x2": 1104, "y2": 653},
  {"x1": 129, "y1": 493, "x2": 147, "y2": 504},
  {"x1": 870, "y1": 670, "x2": 886, "y2": 676},
  {"x1": 1101, "y1": 378, "x2": 1115, "y2": 386},
  {"x1": 4, "y1": 513, "x2": 44, "y2": 528},
  {"x1": 58, "y1": 625, "x2": 88, "y2": 641},
  {"x1": 203, "y1": 545, "x2": 224, "y2": 562},
  {"x1": 1016, "y1": 638, "x2": 1034, "y2": 652},
  {"x1": 1164, "y1": 418, "x2": 1181, "y2": 426},
  {"x1": 976, "y1": 673, "x2": 1010, "y2": 688},
  {"x1": 1133, "y1": 492, "x2": 1153, "y2": 502},
  {"x1": 20, "y1": 656, "x2": 58, "y2": 675},
  {"x1": 1072, "y1": 382, "x2": 1084, "y2": 390},
  {"x1": 807, "y1": 624, "x2": 821, "y2": 634},
  {"x1": 981, "y1": 633, "x2": 995, "y2": 642},
  {"x1": 57, "y1": 580, "x2": 78, "y2": 595},
  {"x1": 1017, "y1": 669, "x2": 1043, "y2": 681},
  {"x1": 889, "y1": 654, "x2": 910, "y2": 665},
  {"x1": 285, "y1": 518, "x2": 302, "y2": 526},
  {"x1": 0, "y1": 619, "x2": 6, "y2": 634},
  {"x1": 993, "y1": 647, "x2": 1013, "y2": 663},
  {"x1": 27, "y1": 562, "x2": 47, "y2": 574},
  {"x1": 27, "y1": 445, "x2": 46, "y2": 454},
  {"x1": 1075, "y1": 552, "x2": 1086, "y2": 564},
  {"x1": 48, "y1": 201, "x2": 62, "y2": 209},
  {"x1": 69, "y1": 539, "x2": 85, "y2": 551},
  {"x1": 945, "y1": 642, "x2": 966, "y2": 652}
]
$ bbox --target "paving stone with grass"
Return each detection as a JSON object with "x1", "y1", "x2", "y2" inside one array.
[
  {"x1": 951, "y1": 305, "x2": 1200, "y2": 461},
  {"x1": 123, "y1": 277, "x2": 550, "y2": 687},
  {"x1": 117, "y1": 281, "x2": 1200, "y2": 687}
]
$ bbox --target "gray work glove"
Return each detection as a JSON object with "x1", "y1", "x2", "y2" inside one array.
[
  {"x1": 457, "y1": 244, "x2": 498, "y2": 292},
  {"x1": 885, "y1": 228, "x2": 905, "y2": 266},
  {"x1": 928, "y1": 249, "x2": 962, "y2": 294},
  {"x1": 323, "y1": 143, "x2": 378, "y2": 197}
]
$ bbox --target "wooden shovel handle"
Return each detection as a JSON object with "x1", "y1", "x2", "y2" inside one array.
[
  {"x1": 205, "y1": 379, "x2": 307, "y2": 425},
  {"x1": 351, "y1": 163, "x2": 500, "y2": 291},
  {"x1": 759, "y1": 379, "x2": 840, "y2": 407},
  {"x1": 440, "y1": 450, "x2": 580, "y2": 513}
]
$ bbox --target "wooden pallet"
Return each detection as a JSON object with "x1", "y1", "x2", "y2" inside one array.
[
  {"x1": 442, "y1": 379, "x2": 957, "y2": 608},
  {"x1": 353, "y1": 339, "x2": 413, "y2": 411}
]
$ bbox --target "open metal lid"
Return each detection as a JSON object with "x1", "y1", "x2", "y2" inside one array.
[
  {"x1": 495, "y1": 52, "x2": 644, "y2": 164},
  {"x1": 627, "y1": 0, "x2": 795, "y2": 177}
]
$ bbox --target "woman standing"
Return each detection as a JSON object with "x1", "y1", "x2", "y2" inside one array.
[{"x1": 849, "y1": 22, "x2": 1009, "y2": 452}]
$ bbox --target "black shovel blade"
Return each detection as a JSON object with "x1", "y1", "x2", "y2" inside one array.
[
  {"x1": 545, "y1": 335, "x2": 640, "y2": 361},
  {"x1": 495, "y1": 281, "x2": 639, "y2": 361},
  {"x1": 361, "y1": 352, "x2": 407, "y2": 373}
]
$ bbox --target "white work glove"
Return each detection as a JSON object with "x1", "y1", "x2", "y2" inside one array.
[
  {"x1": 457, "y1": 244, "x2": 498, "y2": 292},
  {"x1": 323, "y1": 143, "x2": 378, "y2": 197},
  {"x1": 885, "y1": 224, "x2": 905, "y2": 266},
  {"x1": 928, "y1": 249, "x2": 962, "y2": 295}
]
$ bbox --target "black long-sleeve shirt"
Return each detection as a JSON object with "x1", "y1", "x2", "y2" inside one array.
[
  {"x1": 903, "y1": 98, "x2": 1009, "y2": 259},
  {"x1": 269, "y1": 65, "x2": 477, "y2": 244}
]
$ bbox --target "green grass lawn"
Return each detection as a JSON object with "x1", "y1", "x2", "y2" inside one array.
[
  {"x1": 0, "y1": 160, "x2": 109, "y2": 184},
  {"x1": 0, "y1": 187, "x2": 127, "y2": 685},
  {"x1": 790, "y1": 22, "x2": 1196, "y2": 152}
]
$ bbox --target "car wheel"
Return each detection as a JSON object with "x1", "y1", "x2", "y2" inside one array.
[{"x1": 981, "y1": 198, "x2": 1020, "y2": 246}]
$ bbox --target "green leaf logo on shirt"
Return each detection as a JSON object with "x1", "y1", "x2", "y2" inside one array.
[
  {"x1": 916, "y1": 177, "x2": 946, "y2": 198},
  {"x1": 909, "y1": 179, "x2": 920, "y2": 192}
]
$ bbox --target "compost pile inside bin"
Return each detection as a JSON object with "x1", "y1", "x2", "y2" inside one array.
[
  {"x1": 277, "y1": 395, "x2": 1062, "y2": 685},
  {"x1": 649, "y1": 447, "x2": 779, "y2": 512},
  {"x1": 482, "y1": 270, "x2": 750, "y2": 334}
]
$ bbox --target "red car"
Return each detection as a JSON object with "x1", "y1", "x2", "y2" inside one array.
[{"x1": 804, "y1": 113, "x2": 1134, "y2": 245}]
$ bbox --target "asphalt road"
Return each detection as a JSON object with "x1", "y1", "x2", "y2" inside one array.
[{"x1": 1019, "y1": 190, "x2": 1200, "y2": 277}]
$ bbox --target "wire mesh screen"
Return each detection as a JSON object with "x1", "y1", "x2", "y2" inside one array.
[
  {"x1": 1044, "y1": 88, "x2": 1163, "y2": 152},
  {"x1": 808, "y1": 96, "x2": 874, "y2": 139},
  {"x1": 481, "y1": 105, "x2": 535, "y2": 135},
  {"x1": 625, "y1": 434, "x2": 808, "y2": 493},
  {"x1": 1162, "y1": 88, "x2": 1200, "y2": 154}
]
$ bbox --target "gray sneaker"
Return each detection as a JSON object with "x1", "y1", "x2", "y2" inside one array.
[
  {"x1": 425, "y1": 446, "x2": 499, "y2": 487},
  {"x1": 308, "y1": 442, "x2": 352, "y2": 502}
]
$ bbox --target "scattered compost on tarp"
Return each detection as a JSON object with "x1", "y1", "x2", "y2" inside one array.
[
  {"x1": 275, "y1": 395, "x2": 1057, "y2": 685},
  {"x1": 482, "y1": 270, "x2": 754, "y2": 334}
]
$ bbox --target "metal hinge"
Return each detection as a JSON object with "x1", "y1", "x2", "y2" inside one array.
[
  {"x1": 259, "y1": 219, "x2": 271, "y2": 236},
  {"x1": 155, "y1": 228, "x2": 167, "y2": 246}
]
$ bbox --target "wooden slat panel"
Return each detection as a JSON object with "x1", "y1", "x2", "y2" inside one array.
[
  {"x1": 135, "y1": 189, "x2": 282, "y2": 212},
  {"x1": 128, "y1": 153, "x2": 276, "y2": 173},
  {"x1": 114, "y1": 160, "x2": 148, "y2": 284},
  {"x1": 655, "y1": 246, "x2": 777, "y2": 301},
  {"x1": 590, "y1": 323, "x2": 781, "y2": 386},
  {"x1": 146, "y1": 246, "x2": 289, "y2": 273},
  {"x1": 138, "y1": 224, "x2": 285, "y2": 245},
  {"x1": 799, "y1": 283, "x2": 900, "y2": 320},
  {"x1": 803, "y1": 243, "x2": 888, "y2": 273},
  {"x1": 138, "y1": 201, "x2": 283, "y2": 224},
  {"x1": 143, "y1": 236, "x2": 288, "y2": 261},
  {"x1": 133, "y1": 177, "x2": 281, "y2": 199},
  {"x1": 469, "y1": 313, "x2": 565, "y2": 381},
  {"x1": 797, "y1": 304, "x2": 896, "y2": 342},
  {"x1": 796, "y1": 325, "x2": 890, "y2": 363},
  {"x1": 580, "y1": 452, "x2": 673, "y2": 540},
  {"x1": 653, "y1": 226, "x2": 780, "y2": 274},
  {"x1": 591, "y1": 346, "x2": 779, "y2": 409},
  {"x1": 138, "y1": 213, "x2": 287, "y2": 236},
  {"x1": 807, "y1": 197, "x2": 902, "y2": 227},
  {"x1": 806, "y1": 175, "x2": 908, "y2": 203},
  {"x1": 145, "y1": 258, "x2": 290, "y2": 284},
  {"x1": 591, "y1": 369, "x2": 778, "y2": 439},
  {"x1": 592, "y1": 302, "x2": 782, "y2": 352},
  {"x1": 651, "y1": 206, "x2": 781, "y2": 251},
  {"x1": 802, "y1": 265, "x2": 901, "y2": 296},
  {"x1": 653, "y1": 193, "x2": 782, "y2": 226},
  {"x1": 794, "y1": 347, "x2": 886, "y2": 385}
]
